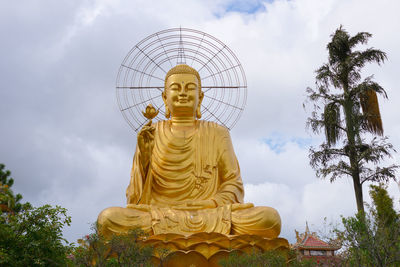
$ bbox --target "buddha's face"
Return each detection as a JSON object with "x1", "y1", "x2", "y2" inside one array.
[{"x1": 163, "y1": 73, "x2": 203, "y2": 117}]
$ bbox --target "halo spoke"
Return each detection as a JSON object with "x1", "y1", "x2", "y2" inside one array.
[
  {"x1": 203, "y1": 86, "x2": 246, "y2": 93},
  {"x1": 201, "y1": 104, "x2": 227, "y2": 127},
  {"x1": 204, "y1": 95, "x2": 243, "y2": 110},
  {"x1": 156, "y1": 33, "x2": 174, "y2": 69},
  {"x1": 198, "y1": 45, "x2": 227, "y2": 72},
  {"x1": 117, "y1": 86, "x2": 163, "y2": 92},
  {"x1": 121, "y1": 64, "x2": 164, "y2": 81},
  {"x1": 121, "y1": 95, "x2": 161, "y2": 111},
  {"x1": 135, "y1": 45, "x2": 168, "y2": 74},
  {"x1": 202, "y1": 64, "x2": 241, "y2": 80}
]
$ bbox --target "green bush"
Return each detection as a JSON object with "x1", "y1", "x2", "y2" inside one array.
[
  {"x1": 219, "y1": 249, "x2": 317, "y2": 267},
  {"x1": 337, "y1": 185, "x2": 400, "y2": 266},
  {"x1": 70, "y1": 225, "x2": 154, "y2": 267}
]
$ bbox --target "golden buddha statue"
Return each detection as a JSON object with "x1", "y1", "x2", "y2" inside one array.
[{"x1": 98, "y1": 64, "x2": 287, "y2": 264}]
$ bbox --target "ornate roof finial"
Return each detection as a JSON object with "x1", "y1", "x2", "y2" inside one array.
[{"x1": 306, "y1": 221, "x2": 310, "y2": 234}]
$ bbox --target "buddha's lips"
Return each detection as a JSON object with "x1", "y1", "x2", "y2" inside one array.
[{"x1": 178, "y1": 98, "x2": 189, "y2": 103}]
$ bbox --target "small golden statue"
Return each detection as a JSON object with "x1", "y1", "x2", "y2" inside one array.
[{"x1": 98, "y1": 64, "x2": 288, "y2": 265}]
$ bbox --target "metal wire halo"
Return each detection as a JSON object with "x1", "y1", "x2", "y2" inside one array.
[{"x1": 116, "y1": 27, "x2": 247, "y2": 132}]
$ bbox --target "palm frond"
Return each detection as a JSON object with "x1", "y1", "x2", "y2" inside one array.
[
  {"x1": 353, "y1": 48, "x2": 387, "y2": 68},
  {"x1": 316, "y1": 64, "x2": 341, "y2": 89},
  {"x1": 360, "y1": 165, "x2": 398, "y2": 185},
  {"x1": 360, "y1": 89, "x2": 383, "y2": 135},
  {"x1": 348, "y1": 32, "x2": 372, "y2": 48},
  {"x1": 328, "y1": 27, "x2": 350, "y2": 65},
  {"x1": 354, "y1": 76, "x2": 387, "y2": 98},
  {"x1": 358, "y1": 137, "x2": 395, "y2": 164},
  {"x1": 309, "y1": 144, "x2": 347, "y2": 170},
  {"x1": 324, "y1": 102, "x2": 342, "y2": 146},
  {"x1": 348, "y1": 68, "x2": 362, "y2": 85},
  {"x1": 307, "y1": 85, "x2": 344, "y2": 103}
]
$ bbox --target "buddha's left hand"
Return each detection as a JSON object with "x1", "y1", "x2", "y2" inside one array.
[{"x1": 175, "y1": 199, "x2": 217, "y2": 210}]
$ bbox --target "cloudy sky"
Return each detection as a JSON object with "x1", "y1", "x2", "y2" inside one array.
[{"x1": 1, "y1": 0, "x2": 399, "y2": 244}]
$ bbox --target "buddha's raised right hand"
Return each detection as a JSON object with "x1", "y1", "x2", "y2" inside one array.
[{"x1": 138, "y1": 121, "x2": 155, "y2": 171}]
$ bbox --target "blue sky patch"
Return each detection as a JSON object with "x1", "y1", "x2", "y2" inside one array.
[
  {"x1": 212, "y1": 0, "x2": 275, "y2": 17},
  {"x1": 225, "y1": 0, "x2": 268, "y2": 14},
  {"x1": 262, "y1": 133, "x2": 313, "y2": 153}
]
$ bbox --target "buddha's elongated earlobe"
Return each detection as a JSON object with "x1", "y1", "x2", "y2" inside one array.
[
  {"x1": 165, "y1": 107, "x2": 171, "y2": 118},
  {"x1": 196, "y1": 91, "x2": 204, "y2": 119},
  {"x1": 196, "y1": 105, "x2": 202, "y2": 119},
  {"x1": 162, "y1": 91, "x2": 170, "y2": 118}
]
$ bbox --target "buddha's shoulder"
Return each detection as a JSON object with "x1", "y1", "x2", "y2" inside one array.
[
  {"x1": 154, "y1": 120, "x2": 229, "y2": 134},
  {"x1": 197, "y1": 120, "x2": 230, "y2": 135}
]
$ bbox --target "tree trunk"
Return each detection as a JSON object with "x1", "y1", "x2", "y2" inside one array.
[
  {"x1": 352, "y1": 172, "x2": 364, "y2": 213},
  {"x1": 343, "y1": 85, "x2": 365, "y2": 213}
]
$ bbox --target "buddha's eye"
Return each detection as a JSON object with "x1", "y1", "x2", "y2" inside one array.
[
  {"x1": 169, "y1": 84, "x2": 179, "y2": 91},
  {"x1": 187, "y1": 84, "x2": 196, "y2": 91}
]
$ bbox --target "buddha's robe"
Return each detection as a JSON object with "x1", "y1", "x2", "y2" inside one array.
[{"x1": 98, "y1": 120, "x2": 281, "y2": 238}]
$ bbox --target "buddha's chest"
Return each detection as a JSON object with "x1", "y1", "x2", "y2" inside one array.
[{"x1": 152, "y1": 136, "x2": 219, "y2": 190}]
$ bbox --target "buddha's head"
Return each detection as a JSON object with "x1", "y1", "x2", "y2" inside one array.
[{"x1": 163, "y1": 64, "x2": 204, "y2": 119}]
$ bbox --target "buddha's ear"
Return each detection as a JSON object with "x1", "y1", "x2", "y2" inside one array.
[
  {"x1": 196, "y1": 91, "x2": 204, "y2": 119},
  {"x1": 199, "y1": 91, "x2": 204, "y2": 103},
  {"x1": 162, "y1": 91, "x2": 170, "y2": 118}
]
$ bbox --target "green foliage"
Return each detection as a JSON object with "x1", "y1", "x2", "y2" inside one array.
[
  {"x1": 71, "y1": 225, "x2": 154, "y2": 267},
  {"x1": 305, "y1": 26, "x2": 398, "y2": 212},
  {"x1": 0, "y1": 204, "x2": 72, "y2": 266},
  {"x1": 323, "y1": 102, "x2": 341, "y2": 146},
  {"x1": 219, "y1": 249, "x2": 317, "y2": 267},
  {"x1": 0, "y1": 163, "x2": 73, "y2": 266},
  {"x1": 336, "y1": 185, "x2": 400, "y2": 266},
  {"x1": 0, "y1": 163, "x2": 24, "y2": 213}
]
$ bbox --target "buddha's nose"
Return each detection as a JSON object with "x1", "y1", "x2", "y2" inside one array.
[{"x1": 179, "y1": 88, "x2": 187, "y2": 95}]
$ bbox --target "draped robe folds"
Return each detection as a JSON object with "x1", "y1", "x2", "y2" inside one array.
[{"x1": 98, "y1": 120, "x2": 281, "y2": 238}]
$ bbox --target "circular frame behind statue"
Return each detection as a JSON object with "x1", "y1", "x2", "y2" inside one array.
[{"x1": 116, "y1": 27, "x2": 247, "y2": 132}]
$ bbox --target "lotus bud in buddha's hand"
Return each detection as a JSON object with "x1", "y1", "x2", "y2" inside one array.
[
  {"x1": 142, "y1": 104, "x2": 159, "y2": 123},
  {"x1": 138, "y1": 104, "x2": 157, "y2": 169}
]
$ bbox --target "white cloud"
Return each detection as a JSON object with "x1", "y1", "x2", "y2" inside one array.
[{"x1": 244, "y1": 179, "x2": 399, "y2": 242}]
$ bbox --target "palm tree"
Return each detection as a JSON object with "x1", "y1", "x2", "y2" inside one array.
[{"x1": 306, "y1": 26, "x2": 398, "y2": 213}]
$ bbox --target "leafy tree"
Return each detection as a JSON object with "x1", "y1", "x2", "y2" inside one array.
[
  {"x1": 305, "y1": 26, "x2": 398, "y2": 212},
  {"x1": 0, "y1": 164, "x2": 72, "y2": 266},
  {"x1": 71, "y1": 225, "x2": 154, "y2": 267},
  {"x1": 336, "y1": 185, "x2": 400, "y2": 266},
  {"x1": 0, "y1": 205, "x2": 72, "y2": 266},
  {"x1": 0, "y1": 163, "x2": 24, "y2": 213}
]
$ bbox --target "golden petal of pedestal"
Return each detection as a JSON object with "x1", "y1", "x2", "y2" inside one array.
[
  {"x1": 190, "y1": 232, "x2": 230, "y2": 242},
  {"x1": 230, "y1": 234, "x2": 265, "y2": 245},
  {"x1": 225, "y1": 238, "x2": 247, "y2": 249},
  {"x1": 257, "y1": 237, "x2": 290, "y2": 251},
  {"x1": 187, "y1": 243, "x2": 226, "y2": 259},
  {"x1": 209, "y1": 238, "x2": 232, "y2": 249},
  {"x1": 147, "y1": 233, "x2": 184, "y2": 241},
  {"x1": 164, "y1": 251, "x2": 209, "y2": 267},
  {"x1": 176, "y1": 235, "x2": 208, "y2": 247}
]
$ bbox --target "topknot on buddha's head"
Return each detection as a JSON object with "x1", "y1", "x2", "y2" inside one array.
[{"x1": 164, "y1": 64, "x2": 202, "y2": 91}]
